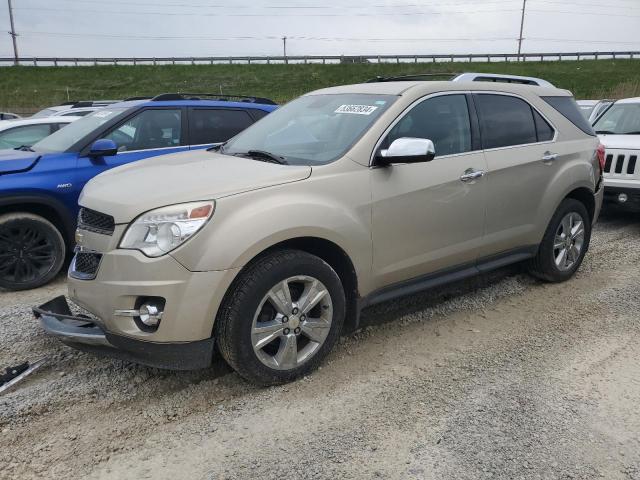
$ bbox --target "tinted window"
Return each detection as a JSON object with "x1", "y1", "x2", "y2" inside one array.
[
  {"x1": 385, "y1": 94, "x2": 472, "y2": 157},
  {"x1": 475, "y1": 94, "x2": 537, "y2": 149},
  {"x1": 0, "y1": 124, "x2": 52, "y2": 149},
  {"x1": 533, "y1": 110, "x2": 554, "y2": 142},
  {"x1": 189, "y1": 109, "x2": 253, "y2": 144},
  {"x1": 542, "y1": 96, "x2": 596, "y2": 136},
  {"x1": 104, "y1": 109, "x2": 182, "y2": 152}
]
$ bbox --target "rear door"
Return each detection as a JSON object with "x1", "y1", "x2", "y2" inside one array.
[
  {"x1": 473, "y1": 92, "x2": 557, "y2": 256},
  {"x1": 371, "y1": 92, "x2": 488, "y2": 289},
  {"x1": 187, "y1": 108, "x2": 254, "y2": 150}
]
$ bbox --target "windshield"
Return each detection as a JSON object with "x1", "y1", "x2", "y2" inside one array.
[
  {"x1": 32, "y1": 108, "x2": 128, "y2": 153},
  {"x1": 593, "y1": 103, "x2": 640, "y2": 135},
  {"x1": 223, "y1": 94, "x2": 397, "y2": 165}
]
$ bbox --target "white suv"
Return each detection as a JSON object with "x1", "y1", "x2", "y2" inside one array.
[{"x1": 594, "y1": 98, "x2": 640, "y2": 209}]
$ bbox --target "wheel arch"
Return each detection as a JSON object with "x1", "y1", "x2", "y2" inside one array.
[
  {"x1": 217, "y1": 236, "x2": 361, "y2": 334},
  {"x1": 0, "y1": 196, "x2": 76, "y2": 248},
  {"x1": 564, "y1": 187, "x2": 596, "y2": 223}
]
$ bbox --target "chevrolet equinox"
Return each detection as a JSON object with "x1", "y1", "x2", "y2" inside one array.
[{"x1": 35, "y1": 80, "x2": 604, "y2": 385}]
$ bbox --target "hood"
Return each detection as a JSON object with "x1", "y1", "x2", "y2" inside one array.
[
  {"x1": 598, "y1": 134, "x2": 640, "y2": 150},
  {"x1": 80, "y1": 150, "x2": 312, "y2": 223},
  {"x1": 0, "y1": 149, "x2": 41, "y2": 175}
]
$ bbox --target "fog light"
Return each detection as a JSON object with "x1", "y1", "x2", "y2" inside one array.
[
  {"x1": 139, "y1": 302, "x2": 163, "y2": 327},
  {"x1": 618, "y1": 193, "x2": 628, "y2": 203}
]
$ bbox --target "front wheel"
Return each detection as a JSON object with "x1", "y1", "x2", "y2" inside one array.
[
  {"x1": 528, "y1": 198, "x2": 591, "y2": 282},
  {"x1": 0, "y1": 213, "x2": 66, "y2": 291},
  {"x1": 216, "y1": 250, "x2": 345, "y2": 385}
]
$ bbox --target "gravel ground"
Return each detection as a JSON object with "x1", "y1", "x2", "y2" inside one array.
[{"x1": 1, "y1": 211, "x2": 640, "y2": 480}]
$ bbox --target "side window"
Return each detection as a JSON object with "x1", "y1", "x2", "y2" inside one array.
[
  {"x1": 475, "y1": 94, "x2": 537, "y2": 149},
  {"x1": 104, "y1": 109, "x2": 182, "y2": 152},
  {"x1": 189, "y1": 109, "x2": 253, "y2": 145},
  {"x1": 0, "y1": 124, "x2": 52, "y2": 149},
  {"x1": 385, "y1": 94, "x2": 472, "y2": 157},
  {"x1": 533, "y1": 110, "x2": 554, "y2": 142}
]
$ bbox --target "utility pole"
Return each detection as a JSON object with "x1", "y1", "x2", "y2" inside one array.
[
  {"x1": 517, "y1": 0, "x2": 527, "y2": 61},
  {"x1": 7, "y1": 0, "x2": 18, "y2": 65},
  {"x1": 282, "y1": 36, "x2": 287, "y2": 64}
]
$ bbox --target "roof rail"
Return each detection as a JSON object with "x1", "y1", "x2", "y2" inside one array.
[
  {"x1": 150, "y1": 93, "x2": 277, "y2": 105},
  {"x1": 59, "y1": 100, "x2": 122, "y2": 108},
  {"x1": 124, "y1": 96, "x2": 153, "y2": 101},
  {"x1": 451, "y1": 73, "x2": 554, "y2": 87},
  {"x1": 366, "y1": 72, "x2": 459, "y2": 83}
]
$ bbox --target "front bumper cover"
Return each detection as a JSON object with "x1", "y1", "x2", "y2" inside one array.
[{"x1": 33, "y1": 296, "x2": 215, "y2": 370}]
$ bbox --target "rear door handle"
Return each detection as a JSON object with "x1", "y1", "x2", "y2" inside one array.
[
  {"x1": 460, "y1": 168, "x2": 485, "y2": 183},
  {"x1": 542, "y1": 152, "x2": 559, "y2": 163}
]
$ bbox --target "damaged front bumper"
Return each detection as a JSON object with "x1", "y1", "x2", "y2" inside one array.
[{"x1": 33, "y1": 296, "x2": 215, "y2": 370}]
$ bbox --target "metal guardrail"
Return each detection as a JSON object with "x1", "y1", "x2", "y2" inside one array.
[{"x1": 0, "y1": 51, "x2": 639, "y2": 66}]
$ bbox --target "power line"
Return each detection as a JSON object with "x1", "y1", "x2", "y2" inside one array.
[
  {"x1": 15, "y1": 31, "x2": 640, "y2": 45},
  {"x1": 43, "y1": 0, "x2": 522, "y2": 8},
  {"x1": 17, "y1": 31, "x2": 517, "y2": 42},
  {"x1": 13, "y1": 6, "x2": 524, "y2": 17}
]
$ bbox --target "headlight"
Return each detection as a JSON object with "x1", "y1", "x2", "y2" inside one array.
[{"x1": 120, "y1": 201, "x2": 214, "y2": 257}]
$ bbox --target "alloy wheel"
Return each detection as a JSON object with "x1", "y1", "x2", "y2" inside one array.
[
  {"x1": 251, "y1": 275, "x2": 333, "y2": 370},
  {"x1": 0, "y1": 222, "x2": 57, "y2": 286},
  {"x1": 553, "y1": 212, "x2": 585, "y2": 271}
]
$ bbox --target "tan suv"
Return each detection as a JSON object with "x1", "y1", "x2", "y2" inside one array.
[{"x1": 35, "y1": 79, "x2": 604, "y2": 385}]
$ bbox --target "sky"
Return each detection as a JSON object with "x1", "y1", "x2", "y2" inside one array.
[{"x1": 0, "y1": 0, "x2": 639, "y2": 59}]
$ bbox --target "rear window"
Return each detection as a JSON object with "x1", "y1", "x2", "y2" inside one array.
[{"x1": 541, "y1": 96, "x2": 595, "y2": 136}]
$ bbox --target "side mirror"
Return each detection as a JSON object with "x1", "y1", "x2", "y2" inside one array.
[
  {"x1": 376, "y1": 137, "x2": 435, "y2": 166},
  {"x1": 88, "y1": 139, "x2": 118, "y2": 158}
]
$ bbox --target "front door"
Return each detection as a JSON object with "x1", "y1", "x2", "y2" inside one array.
[{"x1": 371, "y1": 93, "x2": 488, "y2": 290}]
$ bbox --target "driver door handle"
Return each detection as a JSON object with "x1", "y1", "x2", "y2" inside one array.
[{"x1": 460, "y1": 168, "x2": 485, "y2": 183}]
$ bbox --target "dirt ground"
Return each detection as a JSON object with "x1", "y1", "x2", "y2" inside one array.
[{"x1": 1, "y1": 211, "x2": 639, "y2": 480}]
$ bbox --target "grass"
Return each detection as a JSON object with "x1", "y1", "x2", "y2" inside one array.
[{"x1": 1, "y1": 59, "x2": 639, "y2": 114}]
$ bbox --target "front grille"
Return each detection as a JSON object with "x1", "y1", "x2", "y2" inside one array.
[
  {"x1": 78, "y1": 208, "x2": 115, "y2": 235},
  {"x1": 70, "y1": 252, "x2": 102, "y2": 280},
  {"x1": 603, "y1": 152, "x2": 639, "y2": 176}
]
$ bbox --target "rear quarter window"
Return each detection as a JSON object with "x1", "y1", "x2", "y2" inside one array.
[{"x1": 541, "y1": 96, "x2": 596, "y2": 136}]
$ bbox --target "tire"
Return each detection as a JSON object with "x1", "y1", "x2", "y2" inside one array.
[
  {"x1": 0, "y1": 213, "x2": 66, "y2": 291},
  {"x1": 216, "y1": 249, "x2": 346, "y2": 386},
  {"x1": 528, "y1": 198, "x2": 591, "y2": 283}
]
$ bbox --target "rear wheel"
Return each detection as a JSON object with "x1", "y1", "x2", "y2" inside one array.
[
  {"x1": 0, "y1": 213, "x2": 66, "y2": 291},
  {"x1": 528, "y1": 199, "x2": 591, "y2": 282},
  {"x1": 216, "y1": 250, "x2": 345, "y2": 385}
]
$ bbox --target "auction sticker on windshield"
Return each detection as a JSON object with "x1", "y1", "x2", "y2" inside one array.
[{"x1": 335, "y1": 105, "x2": 378, "y2": 115}]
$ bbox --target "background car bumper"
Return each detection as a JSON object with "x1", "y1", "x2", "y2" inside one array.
[
  {"x1": 603, "y1": 186, "x2": 640, "y2": 211},
  {"x1": 33, "y1": 296, "x2": 215, "y2": 370}
]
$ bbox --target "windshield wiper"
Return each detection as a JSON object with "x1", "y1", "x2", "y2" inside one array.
[
  {"x1": 14, "y1": 145, "x2": 35, "y2": 152},
  {"x1": 595, "y1": 130, "x2": 615, "y2": 135},
  {"x1": 237, "y1": 150, "x2": 288, "y2": 165},
  {"x1": 622, "y1": 131, "x2": 640, "y2": 135}
]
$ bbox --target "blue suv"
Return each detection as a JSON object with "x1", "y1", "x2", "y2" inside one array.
[{"x1": 0, "y1": 94, "x2": 277, "y2": 290}]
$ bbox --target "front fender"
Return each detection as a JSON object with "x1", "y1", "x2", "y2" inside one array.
[{"x1": 170, "y1": 171, "x2": 373, "y2": 291}]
